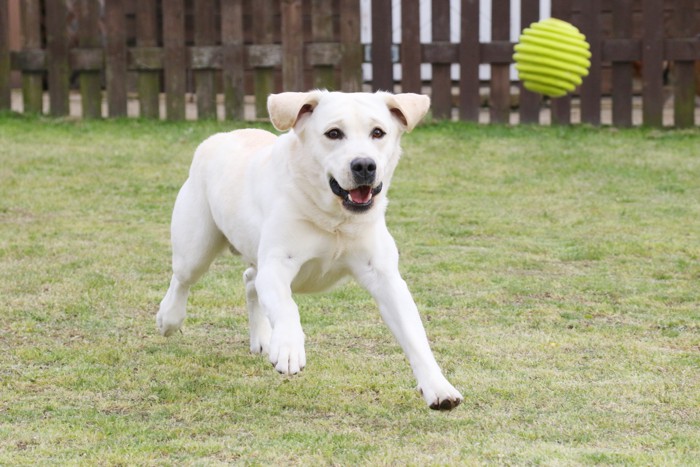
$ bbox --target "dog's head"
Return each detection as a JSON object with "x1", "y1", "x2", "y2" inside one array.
[{"x1": 268, "y1": 91, "x2": 430, "y2": 215}]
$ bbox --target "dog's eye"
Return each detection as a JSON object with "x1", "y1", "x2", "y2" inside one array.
[
  {"x1": 325, "y1": 129, "x2": 344, "y2": 140},
  {"x1": 371, "y1": 128, "x2": 386, "y2": 139}
]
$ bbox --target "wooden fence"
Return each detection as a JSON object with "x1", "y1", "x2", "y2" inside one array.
[{"x1": 1, "y1": 0, "x2": 699, "y2": 126}]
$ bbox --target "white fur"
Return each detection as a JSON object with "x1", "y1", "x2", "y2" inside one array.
[{"x1": 156, "y1": 91, "x2": 463, "y2": 410}]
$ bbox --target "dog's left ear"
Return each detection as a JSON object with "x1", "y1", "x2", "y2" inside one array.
[
  {"x1": 267, "y1": 91, "x2": 324, "y2": 131},
  {"x1": 383, "y1": 93, "x2": 431, "y2": 132}
]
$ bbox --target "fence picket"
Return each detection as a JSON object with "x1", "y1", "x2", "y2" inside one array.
[
  {"x1": 431, "y1": 0, "x2": 452, "y2": 119},
  {"x1": 518, "y1": 0, "x2": 541, "y2": 124},
  {"x1": 0, "y1": 0, "x2": 10, "y2": 110},
  {"x1": 252, "y1": 0, "x2": 275, "y2": 119},
  {"x1": 579, "y1": 0, "x2": 602, "y2": 125},
  {"x1": 104, "y1": 0, "x2": 127, "y2": 117},
  {"x1": 163, "y1": 0, "x2": 186, "y2": 120},
  {"x1": 611, "y1": 0, "x2": 633, "y2": 127},
  {"x1": 672, "y1": 0, "x2": 696, "y2": 127},
  {"x1": 339, "y1": 0, "x2": 362, "y2": 92},
  {"x1": 459, "y1": 0, "x2": 480, "y2": 121},
  {"x1": 490, "y1": 0, "x2": 510, "y2": 123},
  {"x1": 45, "y1": 0, "x2": 70, "y2": 117},
  {"x1": 642, "y1": 0, "x2": 664, "y2": 126},
  {"x1": 550, "y1": 0, "x2": 572, "y2": 125},
  {"x1": 77, "y1": 0, "x2": 102, "y2": 119},
  {"x1": 221, "y1": 0, "x2": 245, "y2": 120},
  {"x1": 18, "y1": 0, "x2": 42, "y2": 114},
  {"x1": 136, "y1": 0, "x2": 160, "y2": 119},
  {"x1": 281, "y1": 0, "x2": 304, "y2": 92},
  {"x1": 371, "y1": 0, "x2": 393, "y2": 91}
]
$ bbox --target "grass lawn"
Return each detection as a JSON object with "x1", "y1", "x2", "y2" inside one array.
[{"x1": 1, "y1": 112, "x2": 698, "y2": 464}]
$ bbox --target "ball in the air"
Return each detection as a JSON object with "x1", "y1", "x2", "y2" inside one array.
[{"x1": 513, "y1": 18, "x2": 591, "y2": 98}]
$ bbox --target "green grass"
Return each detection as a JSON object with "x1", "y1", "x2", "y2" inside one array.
[{"x1": 1, "y1": 112, "x2": 699, "y2": 464}]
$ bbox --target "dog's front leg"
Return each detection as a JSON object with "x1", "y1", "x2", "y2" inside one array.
[
  {"x1": 352, "y1": 238, "x2": 463, "y2": 410},
  {"x1": 255, "y1": 256, "x2": 306, "y2": 375}
]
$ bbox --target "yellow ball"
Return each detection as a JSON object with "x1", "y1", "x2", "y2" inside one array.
[{"x1": 513, "y1": 18, "x2": 591, "y2": 98}]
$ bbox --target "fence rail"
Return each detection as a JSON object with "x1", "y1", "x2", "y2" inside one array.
[{"x1": 1, "y1": 0, "x2": 699, "y2": 126}]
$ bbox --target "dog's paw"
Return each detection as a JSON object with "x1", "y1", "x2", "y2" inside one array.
[
  {"x1": 268, "y1": 325, "x2": 306, "y2": 375},
  {"x1": 419, "y1": 376, "x2": 463, "y2": 411},
  {"x1": 249, "y1": 319, "x2": 272, "y2": 355},
  {"x1": 250, "y1": 330, "x2": 270, "y2": 355},
  {"x1": 156, "y1": 310, "x2": 184, "y2": 337}
]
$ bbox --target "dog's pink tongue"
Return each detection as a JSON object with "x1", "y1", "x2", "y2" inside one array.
[{"x1": 350, "y1": 186, "x2": 372, "y2": 204}]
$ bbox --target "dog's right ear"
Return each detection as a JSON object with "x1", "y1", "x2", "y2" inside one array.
[{"x1": 267, "y1": 91, "x2": 324, "y2": 131}]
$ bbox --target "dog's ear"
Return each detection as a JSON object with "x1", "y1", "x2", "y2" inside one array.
[
  {"x1": 383, "y1": 93, "x2": 431, "y2": 132},
  {"x1": 267, "y1": 91, "x2": 324, "y2": 131}
]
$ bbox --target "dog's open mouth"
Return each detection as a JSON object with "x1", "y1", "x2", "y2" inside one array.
[{"x1": 329, "y1": 178, "x2": 383, "y2": 212}]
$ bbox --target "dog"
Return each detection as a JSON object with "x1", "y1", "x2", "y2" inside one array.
[{"x1": 156, "y1": 90, "x2": 463, "y2": 410}]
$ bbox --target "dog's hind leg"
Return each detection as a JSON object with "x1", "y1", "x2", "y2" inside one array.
[
  {"x1": 243, "y1": 267, "x2": 272, "y2": 354},
  {"x1": 157, "y1": 180, "x2": 226, "y2": 336}
]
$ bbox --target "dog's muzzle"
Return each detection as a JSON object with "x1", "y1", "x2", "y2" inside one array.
[{"x1": 329, "y1": 178, "x2": 383, "y2": 213}]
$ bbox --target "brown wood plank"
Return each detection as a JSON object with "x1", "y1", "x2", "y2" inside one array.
[
  {"x1": 401, "y1": 0, "x2": 421, "y2": 93},
  {"x1": 432, "y1": 0, "x2": 451, "y2": 119},
  {"x1": 490, "y1": 0, "x2": 510, "y2": 124},
  {"x1": 194, "y1": 0, "x2": 217, "y2": 119},
  {"x1": 281, "y1": 0, "x2": 304, "y2": 92},
  {"x1": 163, "y1": 0, "x2": 186, "y2": 120},
  {"x1": 78, "y1": 0, "x2": 102, "y2": 118},
  {"x1": 459, "y1": 0, "x2": 480, "y2": 121},
  {"x1": 611, "y1": 0, "x2": 633, "y2": 127},
  {"x1": 518, "y1": 0, "x2": 541, "y2": 124},
  {"x1": 105, "y1": 0, "x2": 127, "y2": 117},
  {"x1": 641, "y1": 0, "x2": 663, "y2": 127},
  {"x1": 45, "y1": 0, "x2": 70, "y2": 116},
  {"x1": 20, "y1": 0, "x2": 43, "y2": 113},
  {"x1": 0, "y1": 0, "x2": 10, "y2": 110},
  {"x1": 311, "y1": 0, "x2": 336, "y2": 90},
  {"x1": 671, "y1": 0, "x2": 696, "y2": 127},
  {"x1": 578, "y1": 0, "x2": 601, "y2": 125},
  {"x1": 252, "y1": 0, "x2": 275, "y2": 118},
  {"x1": 371, "y1": 0, "x2": 393, "y2": 91},
  {"x1": 550, "y1": 0, "x2": 572, "y2": 125},
  {"x1": 339, "y1": 0, "x2": 362, "y2": 92},
  {"x1": 136, "y1": 0, "x2": 159, "y2": 118},
  {"x1": 222, "y1": 0, "x2": 245, "y2": 119}
]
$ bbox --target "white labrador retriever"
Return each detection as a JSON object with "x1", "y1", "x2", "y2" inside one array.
[{"x1": 156, "y1": 90, "x2": 463, "y2": 410}]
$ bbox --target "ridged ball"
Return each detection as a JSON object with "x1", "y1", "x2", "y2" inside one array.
[{"x1": 513, "y1": 18, "x2": 591, "y2": 98}]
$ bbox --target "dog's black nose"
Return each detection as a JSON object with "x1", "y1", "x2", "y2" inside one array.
[{"x1": 350, "y1": 157, "x2": 376, "y2": 185}]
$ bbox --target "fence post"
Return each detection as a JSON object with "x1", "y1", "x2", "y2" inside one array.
[
  {"x1": 45, "y1": 0, "x2": 70, "y2": 117},
  {"x1": 432, "y1": 0, "x2": 452, "y2": 119},
  {"x1": 163, "y1": 0, "x2": 186, "y2": 120},
  {"x1": 671, "y1": 0, "x2": 696, "y2": 128},
  {"x1": 194, "y1": 0, "x2": 217, "y2": 119},
  {"x1": 371, "y1": 0, "x2": 393, "y2": 91},
  {"x1": 104, "y1": 0, "x2": 127, "y2": 117},
  {"x1": 459, "y1": 0, "x2": 480, "y2": 121},
  {"x1": 339, "y1": 0, "x2": 362, "y2": 92},
  {"x1": 222, "y1": 0, "x2": 245, "y2": 119},
  {"x1": 19, "y1": 0, "x2": 43, "y2": 114},
  {"x1": 136, "y1": 0, "x2": 160, "y2": 119},
  {"x1": 611, "y1": 0, "x2": 633, "y2": 127},
  {"x1": 550, "y1": 0, "x2": 572, "y2": 125},
  {"x1": 281, "y1": 0, "x2": 304, "y2": 92},
  {"x1": 0, "y1": 0, "x2": 10, "y2": 110},
  {"x1": 77, "y1": 0, "x2": 102, "y2": 118},
  {"x1": 641, "y1": 0, "x2": 663, "y2": 127}
]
